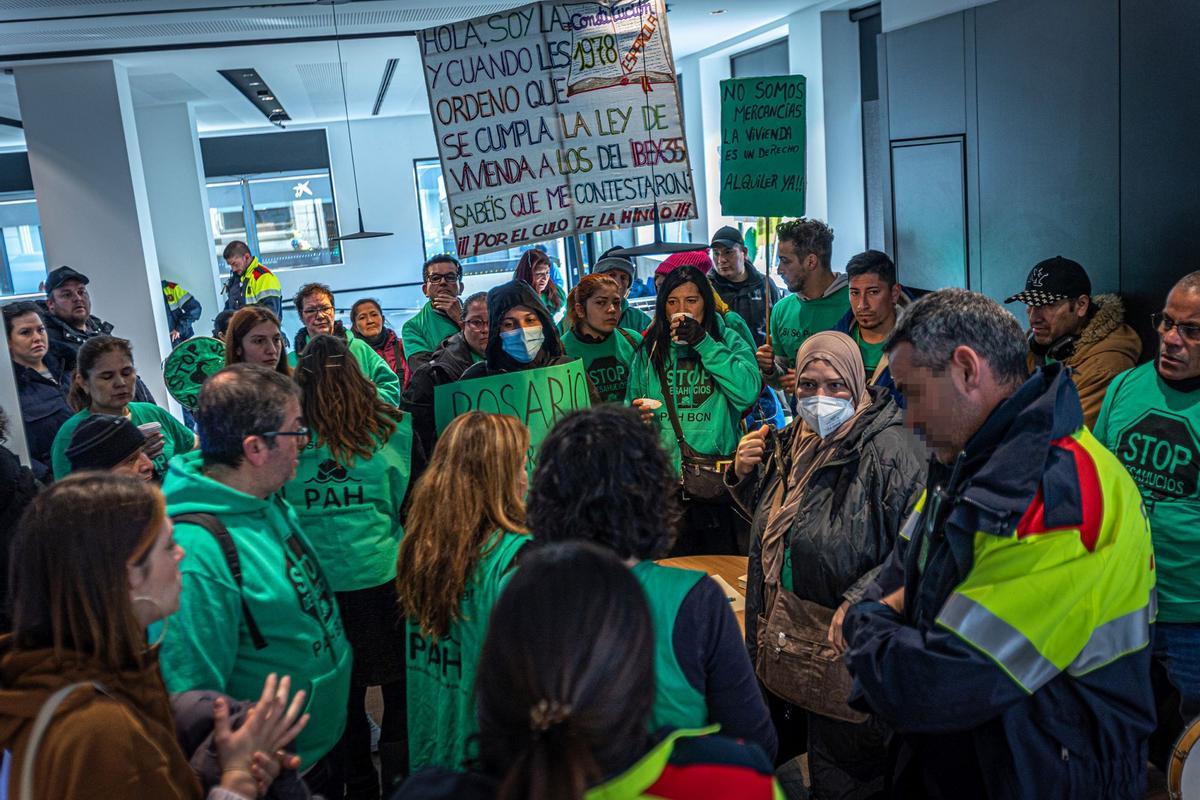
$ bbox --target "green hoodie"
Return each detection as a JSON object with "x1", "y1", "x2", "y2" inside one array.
[
  {"x1": 288, "y1": 331, "x2": 401, "y2": 406},
  {"x1": 406, "y1": 530, "x2": 529, "y2": 770},
  {"x1": 625, "y1": 314, "x2": 761, "y2": 469},
  {"x1": 723, "y1": 309, "x2": 756, "y2": 351},
  {"x1": 402, "y1": 301, "x2": 461, "y2": 361},
  {"x1": 281, "y1": 414, "x2": 414, "y2": 591},
  {"x1": 51, "y1": 403, "x2": 194, "y2": 480},
  {"x1": 769, "y1": 276, "x2": 851, "y2": 371},
  {"x1": 620, "y1": 301, "x2": 653, "y2": 333},
  {"x1": 159, "y1": 451, "x2": 352, "y2": 768},
  {"x1": 562, "y1": 327, "x2": 643, "y2": 403}
]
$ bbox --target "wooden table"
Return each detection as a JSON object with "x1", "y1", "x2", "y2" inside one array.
[{"x1": 657, "y1": 555, "x2": 749, "y2": 634}]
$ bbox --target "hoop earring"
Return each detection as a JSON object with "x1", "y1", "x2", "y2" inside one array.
[{"x1": 131, "y1": 595, "x2": 169, "y2": 650}]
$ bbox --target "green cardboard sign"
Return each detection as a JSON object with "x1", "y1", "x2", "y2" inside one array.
[
  {"x1": 434, "y1": 359, "x2": 592, "y2": 474},
  {"x1": 719, "y1": 75, "x2": 807, "y2": 218}
]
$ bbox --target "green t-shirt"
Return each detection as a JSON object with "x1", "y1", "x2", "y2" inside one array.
[
  {"x1": 406, "y1": 531, "x2": 529, "y2": 770},
  {"x1": 853, "y1": 326, "x2": 886, "y2": 376},
  {"x1": 769, "y1": 282, "x2": 851, "y2": 371},
  {"x1": 51, "y1": 402, "x2": 194, "y2": 480},
  {"x1": 281, "y1": 415, "x2": 414, "y2": 591},
  {"x1": 402, "y1": 301, "x2": 461, "y2": 360},
  {"x1": 1095, "y1": 363, "x2": 1200, "y2": 622},
  {"x1": 562, "y1": 327, "x2": 643, "y2": 403}
]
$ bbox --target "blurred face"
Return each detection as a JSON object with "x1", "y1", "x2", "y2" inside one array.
[
  {"x1": 579, "y1": 290, "x2": 622, "y2": 336},
  {"x1": 1157, "y1": 287, "x2": 1200, "y2": 381},
  {"x1": 462, "y1": 300, "x2": 489, "y2": 354},
  {"x1": 795, "y1": 359, "x2": 854, "y2": 401},
  {"x1": 238, "y1": 321, "x2": 284, "y2": 368},
  {"x1": 353, "y1": 304, "x2": 384, "y2": 338},
  {"x1": 665, "y1": 282, "x2": 705, "y2": 325},
  {"x1": 46, "y1": 280, "x2": 91, "y2": 328},
  {"x1": 712, "y1": 244, "x2": 747, "y2": 281},
  {"x1": 889, "y1": 342, "x2": 983, "y2": 463},
  {"x1": 7, "y1": 311, "x2": 48, "y2": 368},
  {"x1": 128, "y1": 517, "x2": 184, "y2": 626},
  {"x1": 83, "y1": 350, "x2": 136, "y2": 414},
  {"x1": 1026, "y1": 296, "x2": 1088, "y2": 346},
  {"x1": 113, "y1": 448, "x2": 155, "y2": 482},
  {"x1": 531, "y1": 260, "x2": 551, "y2": 293},
  {"x1": 300, "y1": 292, "x2": 335, "y2": 337},
  {"x1": 423, "y1": 261, "x2": 462, "y2": 301},
  {"x1": 224, "y1": 252, "x2": 253, "y2": 275},
  {"x1": 500, "y1": 305, "x2": 543, "y2": 333},
  {"x1": 849, "y1": 274, "x2": 901, "y2": 333}
]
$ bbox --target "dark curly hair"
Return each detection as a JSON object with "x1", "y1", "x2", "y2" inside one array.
[
  {"x1": 776, "y1": 217, "x2": 834, "y2": 270},
  {"x1": 528, "y1": 405, "x2": 679, "y2": 559}
]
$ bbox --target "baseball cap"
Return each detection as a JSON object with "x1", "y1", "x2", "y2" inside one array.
[
  {"x1": 710, "y1": 226, "x2": 745, "y2": 249},
  {"x1": 1004, "y1": 256, "x2": 1091, "y2": 306},
  {"x1": 45, "y1": 266, "x2": 90, "y2": 296},
  {"x1": 66, "y1": 414, "x2": 146, "y2": 472}
]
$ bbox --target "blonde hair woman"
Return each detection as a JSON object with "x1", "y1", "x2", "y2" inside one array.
[{"x1": 396, "y1": 411, "x2": 530, "y2": 772}]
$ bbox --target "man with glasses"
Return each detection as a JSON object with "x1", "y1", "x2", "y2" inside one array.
[
  {"x1": 1004, "y1": 256, "x2": 1141, "y2": 427},
  {"x1": 1095, "y1": 272, "x2": 1200, "y2": 740},
  {"x1": 401, "y1": 292, "x2": 489, "y2": 456},
  {"x1": 160, "y1": 363, "x2": 352, "y2": 797},
  {"x1": 402, "y1": 254, "x2": 465, "y2": 371},
  {"x1": 290, "y1": 283, "x2": 401, "y2": 405}
]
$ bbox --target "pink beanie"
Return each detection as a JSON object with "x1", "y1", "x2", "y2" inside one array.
[{"x1": 655, "y1": 250, "x2": 713, "y2": 277}]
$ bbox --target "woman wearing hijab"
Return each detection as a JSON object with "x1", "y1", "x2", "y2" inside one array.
[{"x1": 728, "y1": 331, "x2": 925, "y2": 799}]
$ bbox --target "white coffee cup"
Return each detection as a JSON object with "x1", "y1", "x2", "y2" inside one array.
[{"x1": 633, "y1": 398, "x2": 662, "y2": 411}]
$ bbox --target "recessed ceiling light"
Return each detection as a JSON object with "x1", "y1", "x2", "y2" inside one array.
[{"x1": 711, "y1": 8, "x2": 726, "y2": 14}]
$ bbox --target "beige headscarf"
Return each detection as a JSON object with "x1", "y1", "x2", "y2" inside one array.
[{"x1": 761, "y1": 331, "x2": 872, "y2": 590}]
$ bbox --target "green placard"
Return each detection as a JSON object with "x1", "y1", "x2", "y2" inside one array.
[
  {"x1": 434, "y1": 359, "x2": 592, "y2": 474},
  {"x1": 719, "y1": 75, "x2": 807, "y2": 218}
]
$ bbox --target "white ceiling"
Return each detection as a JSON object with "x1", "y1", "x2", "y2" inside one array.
[{"x1": 0, "y1": 0, "x2": 818, "y2": 149}]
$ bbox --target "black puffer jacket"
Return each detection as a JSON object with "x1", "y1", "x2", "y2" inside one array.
[
  {"x1": 708, "y1": 260, "x2": 781, "y2": 347},
  {"x1": 401, "y1": 332, "x2": 482, "y2": 457},
  {"x1": 729, "y1": 387, "x2": 926, "y2": 661}
]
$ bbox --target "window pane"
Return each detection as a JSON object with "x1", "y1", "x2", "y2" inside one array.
[
  {"x1": 1, "y1": 223, "x2": 47, "y2": 296},
  {"x1": 246, "y1": 171, "x2": 341, "y2": 269},
  {"x1": 207, "y1": 179, "x2": 248, "y2": 271}
]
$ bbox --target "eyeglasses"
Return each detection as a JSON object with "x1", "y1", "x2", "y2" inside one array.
[
  {"x1": 260, "y1": 426, "x2": 312, "y2": 445},
  {"x1": 463, "y1": 318, "x2": 488, "y2": 331},
  {"x1": 302, "y1": 304, "x2": 333, "y2": 317},
  {"x1": 426, "y1": 273, "x2": 458, "y2": 285},
  {"x1": 1153, "y1": 312, "x2": 1200, "y2": 344}
]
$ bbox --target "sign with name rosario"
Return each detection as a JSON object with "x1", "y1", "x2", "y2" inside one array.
[
  {"x1": 434, "y1": 359, "x2": 592, "y2": 472},
  {"x1": 719, "y1": 75, "x2": 806, "y2": 218},
  {"x1": 419, "y1": 0, "x2": 697, "y2": 258}
]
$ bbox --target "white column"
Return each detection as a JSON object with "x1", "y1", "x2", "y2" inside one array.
[
  {"x1": 136, "y1": 102, "x2": 221, "y2": 335},
  {"x1": 787, "y1": 6, "x2": 829, "y2": 225},
  {"x1": 821, "y1": 9, "x2": 866, "y2": 269},
  {"x1": 0, "y1": 332, "x2": 31, "y2": 466},
  {"x1": 14, "y1": 60, "x2": 171, "y2": 403}
]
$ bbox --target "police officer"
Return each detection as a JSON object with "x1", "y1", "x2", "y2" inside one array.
[
  {"x1": 841, "y1": 289, "x2": 1156, "y2": 799},
  {"x1": 161, "y1": 279, "x2": 202, "y2": 344},
  {"x1": 222, "y1": 240, "x2": 282, "y2": 319}
]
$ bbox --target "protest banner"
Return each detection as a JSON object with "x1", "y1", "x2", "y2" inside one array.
[
  {"x1": 719, "y1": 75, "x2": 806, "y2": 218},
  {"x1": 418, "y1": 0, "x2": 697, "y2": 258},
  {"x1": 434, "y1": 359, "x2": 592, "y2": 473}
]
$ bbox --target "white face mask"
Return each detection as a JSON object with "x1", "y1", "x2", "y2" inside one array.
[
  {"x1": 500, "y1": 326, "x2": 545, "y2": 363},
  {"x1": 797, "y1": 395, "x2": 856, "y2": 438}
]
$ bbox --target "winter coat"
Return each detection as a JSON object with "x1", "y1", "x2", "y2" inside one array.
[
  {"x1": 729, "y1": 388, "x2": 926, "y2": 664},
  {"x1": 37, "y1": 302, "x2": 158, "y2": 405},
  {"x1": 1025, "y1": 293, "x2": 1141, "y2": 428},
  {"x1": 708, "y1": 260, "x2": 781, "y2": 347},
  {"x1": 359, "y1": 327, "x2": 410, "y2": 387},
  {"x1": 0, "y1": 639, "x2": 203, "y2": 800},
  {"x1": 0, "y1": 446, "x2": 38, "y2": 632},
  {"x1": 10, "y1": 353, "x2": 72, "y2": 481},
  {"x1": 400, "y1": 332, "x2": 484, "y2": 457}
]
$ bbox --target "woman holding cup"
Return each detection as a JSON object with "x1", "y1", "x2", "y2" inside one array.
[
  {"x1": 50, "y1": 335, "x2": 195, "y2": 480},
  {"x1": 626, "y1": 264, "x2": 760, "y2": 555}
]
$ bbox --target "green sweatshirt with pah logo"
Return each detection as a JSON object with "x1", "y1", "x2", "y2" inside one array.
[
  {"x1": 625, "y1": 313, "x2": 761, "y2": 469},
  {"x1": 159, "y1": 451, "x2": 352, "y2": 769}
]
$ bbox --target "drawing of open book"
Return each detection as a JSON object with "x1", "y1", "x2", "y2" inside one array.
[{"x1": 564, "y1": 0, "x2": 676, "y2": 97}]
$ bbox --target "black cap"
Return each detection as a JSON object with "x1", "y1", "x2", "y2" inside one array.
[
  {"x1": 66, "y1": 414, "x2": 146, "y2": 471},
  {"x1": 710, "y1": 226, "x2": 745, "y2": 250},
  {"x1": 591, "y1": 246, "x2": 635, "y2": 279},
  {"x1": 45, "y1": 266, "x2": 90, "y2": 296},
  {"x1": 1004, "y1": 256, "x2": 1091, "y2": 306}
]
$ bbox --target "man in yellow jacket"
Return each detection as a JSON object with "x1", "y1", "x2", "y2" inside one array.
[{"x1": 222, "y1": 240, "x2": 282, "y2": 319}]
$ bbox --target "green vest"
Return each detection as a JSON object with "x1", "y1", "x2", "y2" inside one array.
[
  {"x1": 402, "y1": 301, "x2": 461, "y2": 359},
  {"x1": 281, "y1": 415, "x2": 413, "y2": 591},
  {"x1": 51, "y1": 402, "x2": 194, "y2": 480},
  {"x1": 631, "y1": 561, "x2": 708, "y2": 731},
  {"x1": 562, "y1": 327, "x2": 643, "y2": 402},
  {"x1": 1095, "y1": 362, "x2": 1200, "y2": 621},
  {"x1": 405, "y1": 531, "x2": 529, "y2": 770},
  {"x1": 769, "y1": 285, "x2": 851, "y2": 370}
]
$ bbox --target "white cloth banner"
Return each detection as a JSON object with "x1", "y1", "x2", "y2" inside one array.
[{"x1": 419, "y1": 0, "x2": 697, "y2": 258}]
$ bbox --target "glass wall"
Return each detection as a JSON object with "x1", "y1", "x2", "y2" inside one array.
[{"x1": 0, "y1": 196, "x2": 47, "y2": 298}]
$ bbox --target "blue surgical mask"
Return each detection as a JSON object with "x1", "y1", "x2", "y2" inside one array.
[
  {"x1": 797, "y1": 395, "x2": 856, "y2": 438},
  {"x1": 500, "y1": 326, "x2": 545, "y2": 363}
]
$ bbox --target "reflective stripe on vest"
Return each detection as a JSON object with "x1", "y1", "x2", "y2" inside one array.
[
  {"x1": 935, "y1": 428, "x2": 1155, "y2": 693},
  {"x1": 586, "y1": 725, "x2": 719, "y2": 800},
  {"x1": 241, "y1": 259, "x2": 282, "y2": 304}
]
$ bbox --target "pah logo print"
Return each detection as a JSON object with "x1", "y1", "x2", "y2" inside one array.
[
  {"x1": 303, "y1": 458, "x2": 364, "y2": 510},
  {"x1": 1115, "y1": 410, "x2": 1200, "y2": 504}
]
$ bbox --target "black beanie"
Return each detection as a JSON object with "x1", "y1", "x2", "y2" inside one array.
[{"x1": 66, "y1": 414, "x2": 146, "y2": 471}]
